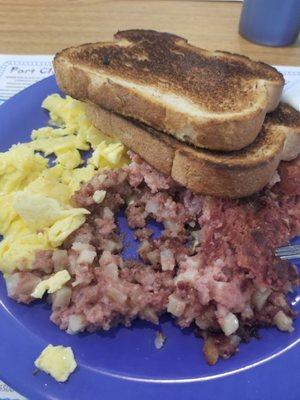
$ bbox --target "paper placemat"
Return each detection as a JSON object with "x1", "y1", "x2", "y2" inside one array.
[
  {"x1": 0, "y1": 54, "x2": 299, "y2": 400},
  {"x1": 0, "y1": 381, "x2": 25, "y2": 400},
  {"x1": 0, "y1": 55, "x2": 54, "y2": 106}
]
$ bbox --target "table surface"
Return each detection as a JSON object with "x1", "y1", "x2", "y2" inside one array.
[{"x1": 0, "y1": 0, "x2": 299, "y2": 66}]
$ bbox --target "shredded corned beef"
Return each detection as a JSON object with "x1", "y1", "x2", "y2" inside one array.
[{"x1": 6, "y1": 154, "x2": 300, "y2": 365}]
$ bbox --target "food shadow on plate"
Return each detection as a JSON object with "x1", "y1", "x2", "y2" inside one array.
[
  {"x1": 116, "y1": 211, "x2": 163, "y2": 262},
  {"x1": 77, "y1": 310, "x2": 191, "y2": 341}
]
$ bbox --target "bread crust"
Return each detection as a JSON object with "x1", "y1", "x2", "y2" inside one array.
[
  {"x1": 266, "y1": 102, "x2": 300, "y2": 161},
  {"x1": 83, "y1": 103, "x2": 300, "y2": 198},
  {"x1": 172, "y1": 148, "x2": 281, "y2": 197},
  {"x1": 54, "y1": 30, "x2": 284, "y2": 151}
]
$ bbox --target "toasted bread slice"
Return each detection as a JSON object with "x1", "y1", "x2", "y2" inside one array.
[
  {"x1": 85, "y1": 102, "x2": 300, "y2": 198},
  {"x1": 54, "y1": 30, "x2": 284, "y2": 152},
  {"x1": 265, "y1": 103, "x2": 300, "y2": 161}
]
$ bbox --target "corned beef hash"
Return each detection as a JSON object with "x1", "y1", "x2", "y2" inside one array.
[{"x1": 4, "y1": 112, "x2": 299, "y2": 365}]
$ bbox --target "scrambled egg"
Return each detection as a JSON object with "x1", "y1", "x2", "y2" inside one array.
[
  {"x1": 0, "y1": 145, "x2": 47, "y2": 194},
  {"x1": 32, "y1": 270, "x2": 71, "y2": 298},
  {"x1": 0, "y1": 222, "x2": 51, "y2": 274},
  {"x1": 35, "y1": 344, "x2": 77, "y2": 382},
  {"x1": 89, "y1": 142, "x2": 125, "y2": 169},
  {"x1": 0, "y1": 94, "x2": 128, "y2": 274}
]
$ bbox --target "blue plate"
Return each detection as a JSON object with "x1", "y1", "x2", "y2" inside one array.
[{"x1": 0, "y1": 76, "x2": 299, "y2": 400}]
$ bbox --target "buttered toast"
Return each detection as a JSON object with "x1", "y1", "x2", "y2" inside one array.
[
  {"x1": 54, "y1": 30, "x2": 284, "y2": 152},
  {"x1": 85, "y1": 103, "x2": 300, "y2": 198}
]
